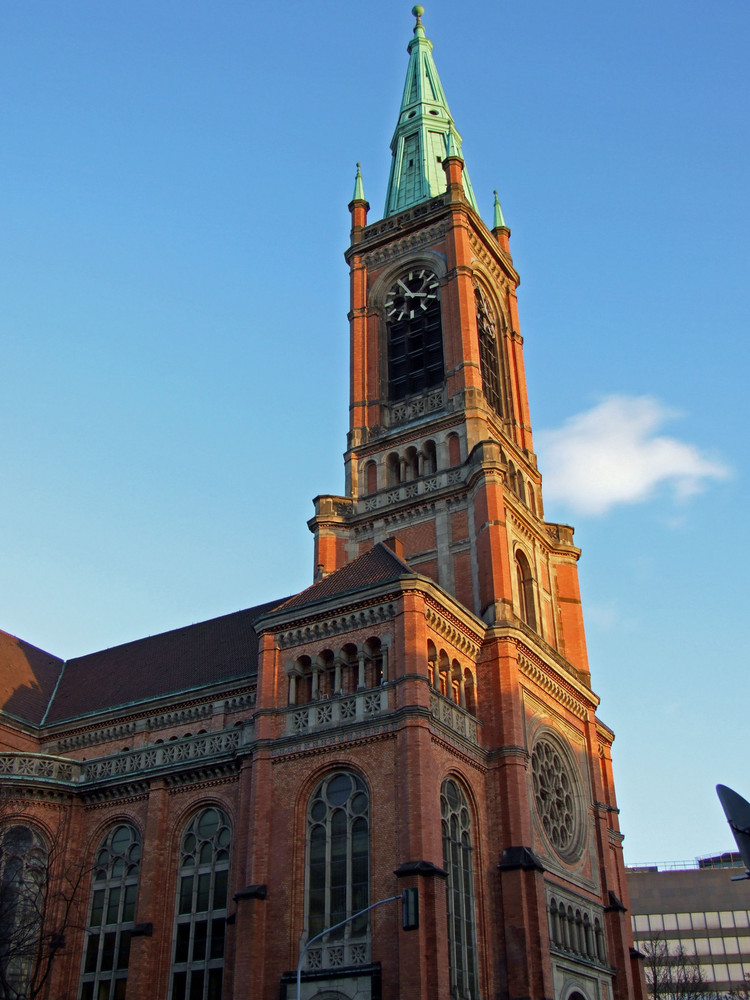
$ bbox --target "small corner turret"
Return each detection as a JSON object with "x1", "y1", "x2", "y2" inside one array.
[{"x1": 349, "y1": 163, "x2": 369, "y2": 240}]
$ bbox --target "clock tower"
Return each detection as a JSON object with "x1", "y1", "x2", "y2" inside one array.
[{"x1": 310, "y1": 5, "x2": 589, "y2": 680}]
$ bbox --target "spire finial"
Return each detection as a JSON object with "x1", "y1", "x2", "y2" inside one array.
[
  {"x1": 493, "y1": 189, "x2": 507, "y2": 229},
  {"x1": 412, "y1": 5, "x2": 424, "y2": 31},
  {"x1": 352, "y1": 162, "x2": 365, "y2": 202}
]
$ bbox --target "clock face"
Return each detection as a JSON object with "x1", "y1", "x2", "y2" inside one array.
[{"x1": 385, "y1": 269, "x2": 440, "y2": 322}]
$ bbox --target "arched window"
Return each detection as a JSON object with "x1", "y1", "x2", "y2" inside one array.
[
  {"x1": 386, "y1": 452, "x2": 401, "y2": 487},
  {"x1": 365, "y1": 461, "x2": 378, "y2": 495},
  {"x1": 476, "y1": 286, "x2": 503, "y2": 416},
  {"x1": 385, "y1": 268, "x2": 443, "y2": 401},
  {"x1": 422, "y1": 439, "x2": 437, "y2": 475},
  {"x1": 515, "y1": 551, "x2": 537, "y2": 630},
  {"x1": 441, "y1": 779, "x2": 479, "y2": 999},
  {"x1": 448, "y1": 433, "x2": 461, "y2": 468},
  {"x1": 170, "y1": 807, "x2": 231, "y2": 1000},
  {"x1": 306, "y1": 772, "x2": 369, "y2": 970},
  {"x1": 0, "y1": 825, "x2": 47, "y2": 999},
  {"x1": 79, "y1": 824, "x2": 141, "y2": 1000}
]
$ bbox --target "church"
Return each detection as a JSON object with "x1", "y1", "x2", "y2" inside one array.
[{"x1": 0, "y1": 9, "x2": 647, "y2": 1000}]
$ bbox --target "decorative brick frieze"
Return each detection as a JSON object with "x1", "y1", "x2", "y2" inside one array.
[
  {"x1": 0, "y1": 752, "x2": 81, "y2": 784},
  {"x1": 424, "y1": 599, "x2": 483, "y2": 655},
  {"x1": 357, "y1": 465, "x2": 465, "y2": 516},
  {"x1": 517, "y1": 652, "x2": 591, "y2": 720},
  {"x1": 468, "y1": 231, "x2": 515, "y2": 288},
  {"x1": 54, "y1": 722, "x2": 138, "y2": 753},
  {"x1": 362, "y1": 220, "x2": 449, "y2": 268},
  {"x1": 386, "y1": 387, "x2": 446, "y2": 427},
  {"x1": 269, "y1": 721, "x2": 399, "y2": 761},
  {"x1": 275, "y1": 603, "x2": 397, "y2": 649},
  {"x1": 145, "y1": 704, "x2": 214, "y2": 730},
  {"x1": 285, "y1": 687, "x2": 389, "y2": 736},
  {"x1": 429, "y1": 691, "x2": 480, "y2": 744}
]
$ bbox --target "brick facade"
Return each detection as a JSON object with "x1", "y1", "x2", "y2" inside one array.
[{"x1": 0, "y1": 11, "x2": 646, "y2": 1000}]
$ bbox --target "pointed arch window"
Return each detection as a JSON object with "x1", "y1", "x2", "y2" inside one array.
[
  {"x1": 441, "y1": 778, "x2": 479, "y2": 999},
  {"x1": 515, "y1": 550, "x2": 537, "y2": 631},
  {"x1": 305, "y1": 772, "x2": 369, "y2": 969},
  {"x1": 79, "y1": 824, "x2": 141, "y2": 1000},
  {"x1": 0, "y1": 825, "x2": 48, "y2": 999},
  {"x1": 385, "y1": 268, "x2": 443, "y2": 401},
  {"x1": 476, "y1": 286, "x2": 503, "y2": 416},
  {"x1": 170, "y1": 807, "x2": 231, "y2": 1000}
]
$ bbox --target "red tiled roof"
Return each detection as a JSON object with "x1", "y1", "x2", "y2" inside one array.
[
  {"x1": 276, "y1": 543, "x2": 415, "y2": 614},
  {"x1": 0, "y1": 630, "x2": 65, "y2": 725},
  {"x1": 43, "y1": 597, "x2": 288, "y2": 724}
]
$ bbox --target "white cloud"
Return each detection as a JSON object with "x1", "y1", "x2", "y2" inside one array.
[{"x1": 536, "y1": 395, "x2": 730, "y2": 516}]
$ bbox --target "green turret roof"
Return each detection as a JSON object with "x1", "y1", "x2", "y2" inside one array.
[
  {"x1": 493, "y1": 190, "x2": 507, "y2": 229},
  {"x1": 384, "y1": 6, "x2": 479, "y2": 217},
  {"x1": 352, "y1": 162, "x2": 366, "y2": 202}
]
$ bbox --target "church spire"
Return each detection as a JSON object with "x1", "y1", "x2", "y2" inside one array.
[{"x1": 384, "y1": 6, "x2": 478, "y2": 217}]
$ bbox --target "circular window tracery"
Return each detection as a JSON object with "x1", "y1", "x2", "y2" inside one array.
[{"x1": 531, "y1": 736, "x2": 581, "y2": 860}]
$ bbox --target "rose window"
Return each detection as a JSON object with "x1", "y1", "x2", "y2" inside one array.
[{"x1": 531, "y1": 738, "x2": 578, "y2": 857}]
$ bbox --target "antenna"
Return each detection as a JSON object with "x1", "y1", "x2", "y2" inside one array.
[{"x1": 716, "y1": 784, "x2": 750, "y2": 881}]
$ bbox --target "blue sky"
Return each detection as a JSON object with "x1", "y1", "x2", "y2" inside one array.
[{"x1": 2, "y1": 1, "x2": 748, "y2": 866}]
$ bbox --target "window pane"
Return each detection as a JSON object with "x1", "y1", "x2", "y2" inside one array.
[
  {"x1": 90, "y1": 890, "x2": 105, "y2": 927},
  {"x1": 106, "y1": 886, "x2": 121, "y2": 924},
  {"x1": 207, "y1": 968, "x2": 223, "y2": 1000},
  {"x1": 172, "y1": 971, "x2": 187, "y2": 1000},
  {"x1": 193, "y1": 919, "x2": 208, "y2": 961},
  {"x1": 117, "y1": 930, "x2": 131, "y2": 970},
  {"x1": 179, "y1": 875, "x2": 194, "y2": 914},
  {"x1": 196, "y1": 873, "x2": 211, "y2": 912},
  {"x1": 122, "y1": 884, "x2": 137, "y2": 923},
  {"x1": 85, "y1": 934, "x2": 100, "y2": 973},
  {"x1": 210, "y1": 918, "x2": 226, "y2": 960},
  {"x1": 214, "y1": 869, "x2": 228, "y2": 910},
  {"x1": 101, "y1": 932, "x2": 116, "y2": 971},
  {"x1": 175, "y1": 923, "x2": 191, "y2": 963}
]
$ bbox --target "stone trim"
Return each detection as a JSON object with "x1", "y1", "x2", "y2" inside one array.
[
  {"x1": 424, "y1": 601, "x2": 483, "y2": 656},
  {"x1": 275, "y1": 602, "x2": 397, "y2": 649}
]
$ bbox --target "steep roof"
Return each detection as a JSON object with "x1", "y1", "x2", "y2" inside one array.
[
  {"x1": 2, "y1": 597, "x2": 288, "y2": 727},
  {"x1": 384, "y1": 7, "x2": 478, "y2": 217},
  {"x1": 1, "y1": 547, "x2": 416, "y2": 728},
  {"x1": 274, "y1": 543, "x2": 415, "y2": 615},
  {"x1": 0, "y1": 630, "x2": 65, "y2": 726}
]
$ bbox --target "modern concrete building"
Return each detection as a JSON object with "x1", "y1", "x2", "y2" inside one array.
[{"x1": 628, "y1": 855, "x2": 750, "y2": 995}]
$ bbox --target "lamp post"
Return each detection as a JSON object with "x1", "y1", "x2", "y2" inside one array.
[{"x1": 296, "y1": 892, "x2": 409, "y2": 1000}]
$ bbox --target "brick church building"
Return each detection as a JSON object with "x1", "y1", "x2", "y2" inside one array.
[{"x1": 0, "y1": 9, "x2": 646, "y2": 1000}]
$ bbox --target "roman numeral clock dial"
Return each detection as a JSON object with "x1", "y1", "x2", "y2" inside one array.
[{"x1": 385, "y1": 269, "x2": 439, "y2": 321}]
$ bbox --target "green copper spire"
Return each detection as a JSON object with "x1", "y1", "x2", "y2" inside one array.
[
  {"x1": 352, "y1": 163, "x2": 366, "y2": 202},
  {"x1": 493, "y1": 190, "x2": 507, "y2": 228},
  {"x1": 384, "y1": 6, "x2": 479, "y2": 217}
]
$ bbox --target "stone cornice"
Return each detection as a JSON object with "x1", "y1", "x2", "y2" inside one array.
[
  {"x1": 468, "y1": 230, "x2": 519, "y2": 285},
  {"x1": 424, "y1": 600, "x2": 483, "y2": 658},
  {"x1": 516, "y1": 646, "x2": 598, "y2": 720},
  {"x1": 272, "y1": 598, "x2": 399, "y2": 649},
  {"x1": 360, "y1": 220, "x2": 451, "y2": 271}
]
